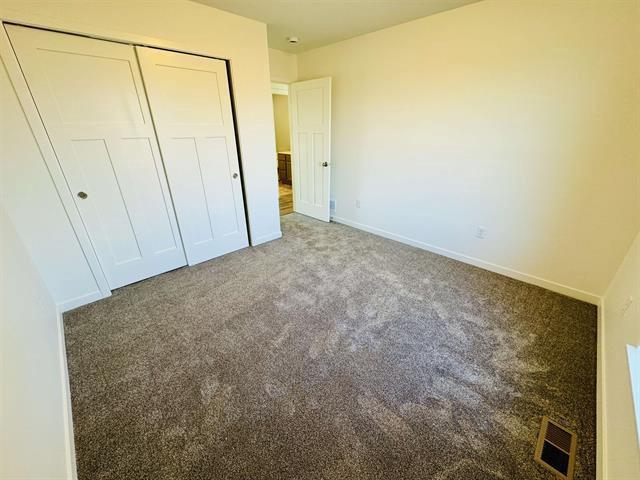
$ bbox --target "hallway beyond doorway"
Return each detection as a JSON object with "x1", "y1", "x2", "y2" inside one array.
[{"x1": 279, "y1": 182, "x2": 293, "y2": 216}]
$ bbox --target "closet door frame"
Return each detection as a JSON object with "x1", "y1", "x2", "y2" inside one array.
[{"x1": 0, "y1": 19, "x2": 249, "y2": 309}]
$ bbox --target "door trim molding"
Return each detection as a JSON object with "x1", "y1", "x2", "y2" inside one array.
[
  {"x1": 0, "y1": 23, "x2": 112, "y2": 306},
  {"x1": 271, "y1": 82, "x2": 289, "y2": 96}
]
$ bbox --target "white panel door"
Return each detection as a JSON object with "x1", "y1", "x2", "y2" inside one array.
[
  {"x1": 136, "y1": 47, "x2": 249, "y2": 265},
  {"x1": 289, "y1": 78, "x2": 332, "y2": 222},
  {"x1": 7, "y1": 25, "x2": 187, "y2": 289}
]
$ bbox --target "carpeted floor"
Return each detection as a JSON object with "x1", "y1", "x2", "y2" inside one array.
[{"x1": 64, "y1": 214, "x2": 597, "y2": 480}]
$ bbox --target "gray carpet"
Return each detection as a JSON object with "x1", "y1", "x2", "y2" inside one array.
[{"x1": 64, "y1": 213, "x2": 597, "y2": 480}]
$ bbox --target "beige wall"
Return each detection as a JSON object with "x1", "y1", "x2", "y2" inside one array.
[
  {"x1": 0, "y1": 0, "x2": 281, "y2": 310},
  {"x1": 269, "y1": 47, "x2": 297, "y2": 83},
  {"x1": 297, "y1": 0, "x2": 640, "y2": 300},
  {"x1": 602, "y1": 230, "x2": 640, "y2": 479},
  {"x1": 0, "y1": 207, "x2": 73, "y2": 479},
  {"x1": 272, "y1": 94, "x2": 291, "y2": 152}
]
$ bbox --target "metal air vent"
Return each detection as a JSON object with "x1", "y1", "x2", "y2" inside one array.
[{"x1": 534, "y1": 416, "x2": 577, "y2": 479}]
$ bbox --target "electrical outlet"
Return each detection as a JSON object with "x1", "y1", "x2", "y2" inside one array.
[
  {"x1": 355, "y1": 199, "x2": 361, "y2": 208},
  {"x1": 475, "y1": 226, "x2": 487, "y2": 239},
  {"x1": 621, "y1": 296, "x2": 633, "y2": 316}
]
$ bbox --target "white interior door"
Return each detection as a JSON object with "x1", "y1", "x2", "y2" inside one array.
[
  {"x1": 136, "y1": 47, "x2": 249, "y2": 265},
  {"x1": 7, "y1": 25, "x2": 187, "y2": 289},
  {"x1": 289, "y1": 77, "x2": 332, "y2": 222}
]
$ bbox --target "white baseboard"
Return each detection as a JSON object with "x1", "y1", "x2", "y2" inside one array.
[
  {"x1": 597, "y1": 298, "x2": 606, "y2": 480},
  {"x1": 58, "y1": 289, "x2": 110, "y2": 313},
  {"x1": 56, "y1": 310, "x2": 78, "y2": 480},
  {"x1": 331, "y1": 215, "x2": 600, "y2": 305},
  {"x1": 251, "y1": 230, "x2": 282, "y2": 246}
]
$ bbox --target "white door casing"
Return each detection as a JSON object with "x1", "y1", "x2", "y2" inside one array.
[
  {"x1": 136, "y1": 46, "x2": 249, "y2": 265},
  {"x1": 7, "y1": 25, "x2": 187, "y2": 289},
  {"x1": 289, "y1": 77, "x2": 332, "y2": 222}
]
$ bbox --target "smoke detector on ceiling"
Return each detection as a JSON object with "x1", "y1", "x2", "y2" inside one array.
[{"x1": 287, "y1": 36, "x2": 299, "y2": 45}]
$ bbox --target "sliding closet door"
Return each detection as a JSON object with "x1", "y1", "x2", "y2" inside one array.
[
  {"x1": 7, "y1": 25, "x2": 187, "y2": 289},
  {"x1": 136, "y1": 47, "x2": 249, "y2": 265}
]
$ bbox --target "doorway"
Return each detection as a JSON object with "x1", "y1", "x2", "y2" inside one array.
[
  {"x1": 272, "y1": 85, "x2": 293, "y2": 216},
  {"x1": 272, "y1": 79, "x2": 332, "y2": 222}
]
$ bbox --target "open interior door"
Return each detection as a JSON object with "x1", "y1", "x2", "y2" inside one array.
[{"x1": 289, "y1": 78, "x2": 331, "y2": 222}]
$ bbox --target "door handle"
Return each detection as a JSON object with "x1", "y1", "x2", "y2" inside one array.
[
  {"x1": 77, "y1": 191, "x2": 88, "y2": 199},
  {"x1": 322, "y1": 162, "x2": 329, "y2": 167}
]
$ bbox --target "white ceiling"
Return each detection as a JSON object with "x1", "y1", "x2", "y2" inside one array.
[{"x1": 192, "y1": 0, "x2": 481, "y2": 52}]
